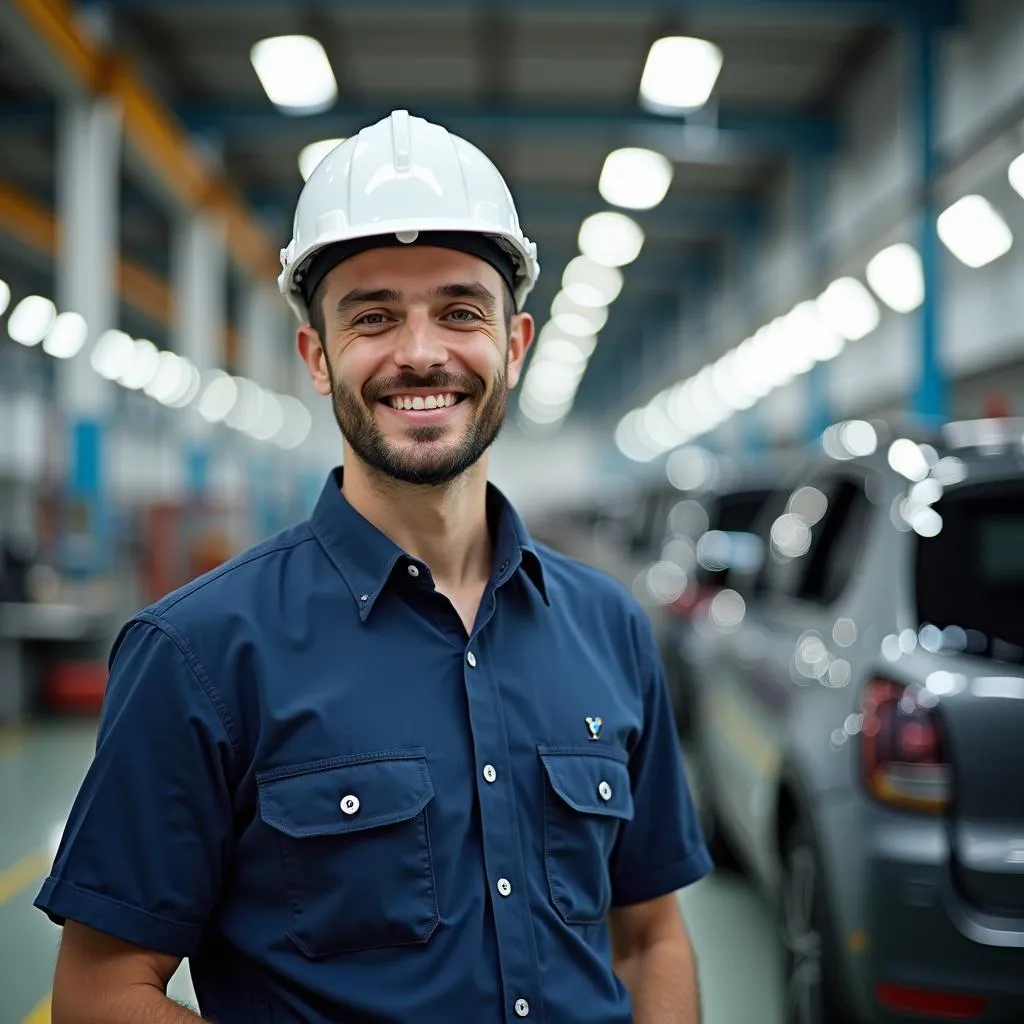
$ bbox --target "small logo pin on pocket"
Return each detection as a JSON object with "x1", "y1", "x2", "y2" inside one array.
[{"x1": 585, "y1": 716, "x2": 603, "y2": 741}]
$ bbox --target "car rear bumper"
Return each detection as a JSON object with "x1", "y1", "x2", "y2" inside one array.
[{"x1": 815, "y1": 795, "x2": 1024, "y2": 1024}]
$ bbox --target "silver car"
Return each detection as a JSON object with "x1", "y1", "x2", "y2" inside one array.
[{"x1": 686, "y1": 418, "x2": 1024, "y2": 1024}]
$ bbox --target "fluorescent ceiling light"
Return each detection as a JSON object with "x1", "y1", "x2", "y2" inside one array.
[
  {"x1": 90, "y1": 329, "x2": 136, "y2": 379},
  {"x1": 299, "y1": 137, "x2": 346, "y2": 181},
  {"x1": 599, "y1": 147, "x2": 673, "y2": 210},
  {"x1": 937, "y1": 194, "x2": 1013, "y2": 268},
  {"x1": 578, "y1": 211, "x2": 644, "y2": 267},
  {"x1": 866, "y1": 242, "x2": 924, "y2": 313},
  {"x1": 517, "y1": 392, "x2": 573, "y2": 426},
  {"x1": 537, "y1": 336, "x2": 589, "y2": 367},
  {"x1": 42, "y1": 311, "x2": 88, "y2": 359},
  {"x1": 250, "y1": 35, "x2": 337, "y2": 114},
  {"x1": 561, "y1": 256, "x2": 623, "y2": 307},
  {"x1": 816, "y1": 277, "x2": 880, "y2": 341},
  {"x1": 1009, "y1": 152, "x2": 1024, "y2": 200},
  {"x1": 615, "y1": 409, "x2": 664, "y2": 462},
  {"x1": 538, "y1": 321, "x2": 598, "y2": 359},
  {"x1": 119, "y1": 339, "x2": 161, "y2": 390},
  {"x1": 551, "y1": 290, "x2": 608, "y2": 336},
  {"x1": 784, "y1": 300, "x2": 846, "y2": 364},
  {"x1": 640, "y1": 36, "x2": 723, "y2": 114},
  {"x1": 197, "y1": 372, "x2": 239, "y2": 423},
  {"x1": 273, "y1": 395, "x2": 313, "y2": 449},
  {"x1": 7, "y1": 295, "x2": 55, "y2": 346}
]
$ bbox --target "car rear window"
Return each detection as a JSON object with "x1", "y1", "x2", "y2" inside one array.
[{"x1": 915, "y1": 479, "x2": 1024, "y2": 662}]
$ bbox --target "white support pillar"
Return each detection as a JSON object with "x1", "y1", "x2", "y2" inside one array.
[
  {"x1": 241, "y1": 279, "x2": 288, "y2": 535},
  {"x1": 172, "y1": 212, "x2": 227, "y2": 497},
  {"x1": 56, "y1": 96, "x2": 122, "y2": 576}
]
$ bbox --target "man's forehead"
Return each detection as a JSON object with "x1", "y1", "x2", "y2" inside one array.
[{"x1": 326, "y1": 244, "x2": 502, "y2": 294}]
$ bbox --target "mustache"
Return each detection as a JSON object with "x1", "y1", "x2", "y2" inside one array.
[{"x1": 362, "y1": 370, "x2": 486, "y2": 404}]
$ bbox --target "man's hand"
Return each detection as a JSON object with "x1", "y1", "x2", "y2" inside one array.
[{"x1": 609, "y1": 892, "x2": 701, "y2": 1023}]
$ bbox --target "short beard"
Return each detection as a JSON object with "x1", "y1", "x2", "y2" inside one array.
[{"x1": 324, "y1": 353, "x2": 509, "y2": 487}]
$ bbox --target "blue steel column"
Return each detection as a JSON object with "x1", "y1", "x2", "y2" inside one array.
[
  {"x1": 56, "y1": 97, "x2": 122, "y2": 577},
  {"x1": 802, "y1": 153, "x2": 832, "y2": 443},
  {"x1": 912, "y1": 19, "x2": 946, "y2": 423}
]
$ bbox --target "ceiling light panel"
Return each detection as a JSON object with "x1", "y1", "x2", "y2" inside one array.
[
  {"x1": 599, "y1": 147, "x2": 673, "y2": 210},
  {"x1": 251, "y1": 35, "x2": 338, "y2": 115},
  {"x1": 639, "y1": 36, "x2": 723, "y2": 114},
  {"x1": 866, "y1": 243, "x2": 925, "y2": 313},
  {"x1": 937, "y1": 194, "x2": 1013, "y2": 268},
  {"x1": 578, "y1": 211, "x2": 645, "y2": 268}
]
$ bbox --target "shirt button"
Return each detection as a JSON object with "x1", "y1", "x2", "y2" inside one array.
[
  {"x1": 483, "y1": 764, "x2": 497, "y2": 783},
  {"x1": 497, "y1": 877, "x2": 512, "y2": 897},
  {"x1": 598, "y1": 780, "x2": 612, "y2": 801},
  {"x1": 466, "y1": 651, "x2": 477, "y2": 668},
  {"x1": 514, "y1": 998, "x2": 530, "y2": 1017},
  {"x1": 340, "y1": 794, "x2": 360, "y2": 815},
  {"x1": 407, "y1": 564, "x2": 420, "y2": 578}
]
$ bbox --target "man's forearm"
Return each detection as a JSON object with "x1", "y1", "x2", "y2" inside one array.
[
  {"x1": 53, "y1": 985, "x2": 209, "y2": 1024},
  {"x1": 615, "y1": 936, "x2": 701, "y2": 1024}
]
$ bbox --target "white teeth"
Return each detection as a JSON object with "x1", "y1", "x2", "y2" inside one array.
[{"x1": 389, "y1": 393, "x2": 457, "y2": 410}]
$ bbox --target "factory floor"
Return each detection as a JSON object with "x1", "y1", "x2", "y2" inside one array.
[{"x1": 0, "y1": 717, "x2": 783, "y2": 1024}]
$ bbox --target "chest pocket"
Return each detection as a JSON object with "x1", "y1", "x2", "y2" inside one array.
[
  {"x1": 256, "y1": 749, "x2": 439, "y2": 958},
  {"x1": 539, "y1": 746, "x2": 635, "y2": 925}
]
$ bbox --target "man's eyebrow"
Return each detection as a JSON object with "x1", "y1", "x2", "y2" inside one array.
[
  {"x1": 335, "y1": 288, "x2": 402, "y2": 318},
  {"x1": 430, "y1": 282, "x2": 498, "y2": 308}
]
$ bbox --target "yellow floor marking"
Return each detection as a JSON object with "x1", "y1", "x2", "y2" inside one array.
[
  {"x1": 20, "y1": 994, "x2": 51, "y2": 1024},
  {"x1": 0, "y1": 847, "x2": 51, "y2": 905}
]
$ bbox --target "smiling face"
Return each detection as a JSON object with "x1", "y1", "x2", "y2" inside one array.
[{"x1": 297, "y1": 244, "x2": 534, "y2": 487}]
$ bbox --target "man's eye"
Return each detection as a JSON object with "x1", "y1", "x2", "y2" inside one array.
[
  {"x1": 448, "y1": 309, "x2": 479, "y2": 322},
  {"x1": 356, "y1": 312, "x2": 388, "y2": 326}
]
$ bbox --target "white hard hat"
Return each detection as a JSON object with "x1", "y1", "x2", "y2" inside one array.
[{"x1": 278, "y1": 109, "x2": 540, "y2": 324}]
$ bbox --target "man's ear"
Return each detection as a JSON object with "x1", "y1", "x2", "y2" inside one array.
[
  {"x1": 297, "y1": 325, "x2": 332, "y2": 397},
  {"x1": 505, "y1": 312, "x2": 535, "y2": 391}
]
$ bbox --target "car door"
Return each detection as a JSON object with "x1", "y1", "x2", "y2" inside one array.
[{"x1": 708, "y1": 467, "x2": 874, "y2": 885}]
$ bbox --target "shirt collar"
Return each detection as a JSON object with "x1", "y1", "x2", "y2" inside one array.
[{"x1": 309, "y1": 467, "x2": 549, "y2": 620}]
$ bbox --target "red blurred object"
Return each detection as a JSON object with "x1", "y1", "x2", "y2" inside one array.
[
  {"x1": 45, "y1": 660, "x2": 108, "y2": 714},
  {"x1": 982, "y1": 391, "x2": 1010, "y2": 420},
  {"x1": 876, "y1": 982, "x2": 986, "y2": 1020},
  {"x1": 667, "y1": 585, "x2": 720, "y2": 619},
  {"x1": 860, "y1": 677, "x2": 951, "y2": 813}
]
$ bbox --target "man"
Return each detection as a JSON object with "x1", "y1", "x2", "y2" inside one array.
[{"x1": 36, "y1": 110, "x2": 713, "y2": 1023}]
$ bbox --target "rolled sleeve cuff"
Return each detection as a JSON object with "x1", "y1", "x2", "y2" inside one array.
[
  {"x1": 612, "y1": 845, "x2": 715, "y2": 907},
  {"x1": 34, "y1": 876, "x2": 201, "y2": 957}
]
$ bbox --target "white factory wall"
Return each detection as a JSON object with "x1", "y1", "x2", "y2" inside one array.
[{"x1": 688, "y1": 0, "x2": 1024, "y2": 446}]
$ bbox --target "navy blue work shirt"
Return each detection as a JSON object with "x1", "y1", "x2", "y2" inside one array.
[{"x1": 36, "y1": 467, "x2": 712, "y2": 1023}]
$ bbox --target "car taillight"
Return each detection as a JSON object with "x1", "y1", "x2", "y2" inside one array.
[{"x1": 860, "y1": 677, "x2": 951, "y2": 813}]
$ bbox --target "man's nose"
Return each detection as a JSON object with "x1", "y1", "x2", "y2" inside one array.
[{"x1": 392, "y1": 311, "x2": 448, "y2": 373}]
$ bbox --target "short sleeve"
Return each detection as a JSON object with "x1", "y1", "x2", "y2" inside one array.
[
  {"x1": 610, "y1": 612, "x2": 713, "y2": 906},
  {"x1": 34, "y1": 616, "x2": 239, "y2": 956}
]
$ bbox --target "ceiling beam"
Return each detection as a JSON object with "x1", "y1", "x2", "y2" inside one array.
[
  {"x1": 244, "y1": 185, "x2": 764, "y2": 239},
  {"x1": 179, "y1": 102, "x2": 837, "y2": 157},
  {"x1": 80, "y1": 0, "x2": 960, "y2": 27},
  {"x1": 4, "y1": 0, "x2": 280, "y2": 283}
]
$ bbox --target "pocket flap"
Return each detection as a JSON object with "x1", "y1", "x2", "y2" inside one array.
[
  {"x1": 257, "y1": 750, "x2": 434, "y2": 838},
  {"x1": 538, "y1": 746, "x2": 634, "y2": 821}
]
